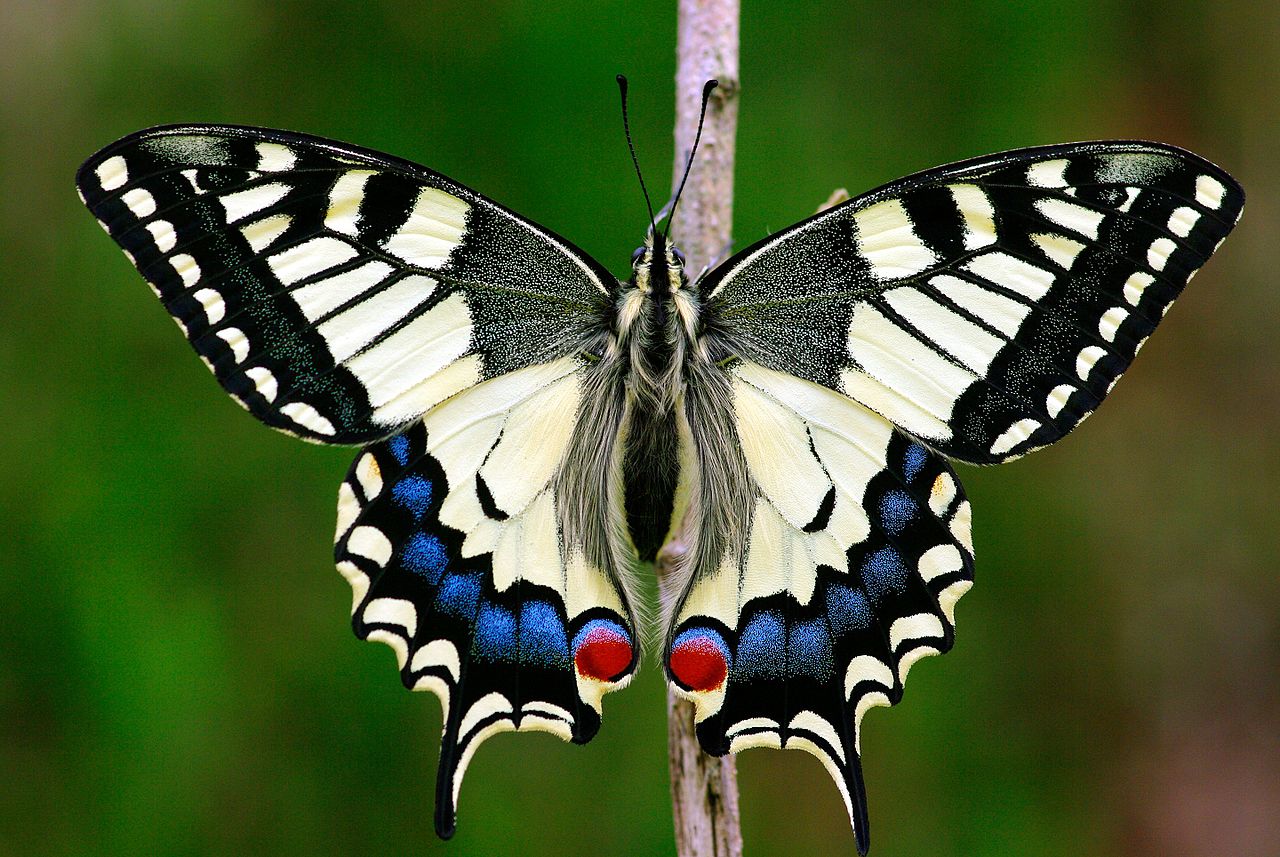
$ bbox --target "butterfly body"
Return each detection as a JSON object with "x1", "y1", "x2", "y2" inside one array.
[{"x1": 78, "y1": 123, "x2": 1243, "y2": 854}]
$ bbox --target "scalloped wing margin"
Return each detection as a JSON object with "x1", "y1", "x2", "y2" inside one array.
[{"x1": 665, "y1": 363, "x2": 973, "y2": 855}]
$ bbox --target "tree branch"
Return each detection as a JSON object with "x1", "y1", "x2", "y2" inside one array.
[{"x1": 659, "y1": 2, "x2": 742, "y2": 856}]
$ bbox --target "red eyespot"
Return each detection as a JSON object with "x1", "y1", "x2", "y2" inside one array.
[
  {"x1": 573, "y1": 620, "x2": 633, "y2": 681},
  {"x1": 669, "y1": 632, "x2": 729, "y2": 692}
]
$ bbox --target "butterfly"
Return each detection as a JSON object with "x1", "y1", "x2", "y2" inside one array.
[{"x1": 77, "y1": 104, "x2": 1243, "y2": 854}]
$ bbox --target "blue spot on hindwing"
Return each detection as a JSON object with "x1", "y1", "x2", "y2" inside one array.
[
  {"x1": 392, "y1": 475, "x2": 433, "y2": 520},
  {"x1": 734, "y1": 611, "x2": 785, "y2": 679},
  {"x1": 879, "y1": 488, "x2": 917, "y2": 535},
  {"x1": 861, "y1": 545, "x2": 908, "y2": 600},
  {"x1": 474, "y1": 602, "x2": 516, "y2": 661},
  {"x1": 826, "y1": 583, "x2": 872, "y2": 634},
  {"x1": 388, "y1": 434, "x2": 411, "y2": 466},
  {"x1": 518, "y1": 600, "x2": 569, "y2": 668},
  {"x1": 435, "y1": 572, "x2": 481, "y2": 619},
  {"x1": 401, "y1": 533, "x2": 448, "y2": 583},
  {"x1": 903, "y1": 443, "x2": 928, "y2": 482},
  {"x1": 788, "y1": 619, "x2": 834, "y2": 681}
]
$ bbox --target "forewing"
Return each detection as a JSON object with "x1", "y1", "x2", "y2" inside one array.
[
  {"x1": 333, "y1": 358, "x2": 638, "y2": 837},
  {"x1": 666, "y1": 362, "x2": 973, "y2": 855},
  {"x1": 77, "y1": 125, "x2": 614, "y2": 444},
  {"x1": 702, "y1": 142, "x2": 1244, "y2": 463}
]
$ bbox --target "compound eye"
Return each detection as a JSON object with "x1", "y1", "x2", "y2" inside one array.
[
  {"x1": 671, "y1": 247, "x2": 687, "y2": 266},
  {"x1": 631, "y1": 246, "x2": 645, "y2": 264}
]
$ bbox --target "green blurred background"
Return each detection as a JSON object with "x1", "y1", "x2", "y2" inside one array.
[{"x1": 2, "y1": 1, "x2": 1276, "y2": 855}]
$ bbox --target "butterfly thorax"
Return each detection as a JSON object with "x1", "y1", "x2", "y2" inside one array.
[
  {"x1": 616, "y1": 231, "x2": 699, "y2": 407},
  {"x1": 613, "y1": 231, "x2": 700, "y2": 560}
]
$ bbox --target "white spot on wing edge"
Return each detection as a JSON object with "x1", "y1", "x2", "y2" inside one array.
[
  {"x1": 335, "y1": 559, "x2": 369, "y2": 614},
  {"x1": 1167, "y1": 206, "x2": 1200, "y2": 237},
  {"x1": 1148, "y1": 237, "x2": 1177, "y2": 271},
  {"x1": 917, "y1": 544, "x2": 963, "y2": 582},
  {"x1": 1124, "y1": 271, "x2": 1154, "y2": 306},
  {"x1": 1195, "y1": 174, "x2": 1226, "y2": 209},
  {"x1": 990, "y1": 418, "x2": 1042, "y2": 456},
  {"x1": 1076, "y1": 345, "x2": 1108, "y2": 380},
  {"x1": 725, "y1": 716, "x2": 782, "y2": 740},
  {"x1": 844, "y1": 654, "x2": 895, "y2": 699},
  {"x1": 937, "y1": 578, "x2": 972, "y2": 626},
  {"x1": 215, "y1": 327, "x2": 250, "y2": 363},
  {"x1": 335, "y1": 484, "x2": 361, "y2": 545},
  {"x1": 244, "y1": 366, "x2": 277, "y2": 402},
  {"x1": 256, "y1": 141, "x2": 297, "y2": 171},
  {"x1": 364, "y1": 597, "x2": 418, "y2": 638},
  {"x1": 1098, "y1": 306, "x2": 1128, "y2": 342},
  {"x1": 171, "y1": 253, "x2": 201, "y2": 288},
  {"x1": 146, "y1": 220, "x2": 177, "y2": 253},
  {"x1": 1045, "y1": 383, "x2": 1076, "y2": 418},
  {"x1": 96, "y1": 155, "x2": 129, "y2": 191},
  {"x1": 346, "y1": 525, "x2": 393, "y2": 566},
  {"x1": 1027, "y1": 159, "x2": 1069, "y2": 188},
  {"x1": 122, "y1": 187, "x2": 157, "y2": 218},
  {"x1": 889, "y1": 613, "x2": 945, "y2": 652},
  {"x1": 410, "y1": 639, "x2": 461, "y2": 682},
  {"x1": 928, "y1": 472, "x2": 957, "y2": 517},
  {"x1": 354, "y1": 452, "x2": 383, "y2": 499},
  {"x1": 192, "y1": 287, "x2": 225, "y2": 324},
  {"x1": 279, "y1": 401, "x2": 337, "y2": 436}
]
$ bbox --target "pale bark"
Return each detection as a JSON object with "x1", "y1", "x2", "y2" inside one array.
[{"x1": 658, "y1": 2, "x2": 743, "y2": 856}]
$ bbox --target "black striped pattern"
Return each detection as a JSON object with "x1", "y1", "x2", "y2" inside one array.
[{"x1": 702, "y1": 142, "x2": 1244, "y2": 463}]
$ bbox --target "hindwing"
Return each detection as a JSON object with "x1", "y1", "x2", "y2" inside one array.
[
  {"x1": 702, "y1": 142, "x2": 1244, "y2": 463},
  {"x1": 333, "y1": 357, "x2": 638, "y2": 836},
  {"x1": 77, "y1": 125, "x2": 614, "y2": 444},
  {"x1": 666, "y1": 361, "x2": 973, "y2": 854}
]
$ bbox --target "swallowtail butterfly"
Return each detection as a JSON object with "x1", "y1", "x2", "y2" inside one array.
[{"x1": 77, "y1": 96, "x2": 1243, "y2": 853}]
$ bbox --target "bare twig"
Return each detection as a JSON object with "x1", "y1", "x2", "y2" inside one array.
[{"x1": 659, "y1": 2, "x2": 742, "y2": 856}]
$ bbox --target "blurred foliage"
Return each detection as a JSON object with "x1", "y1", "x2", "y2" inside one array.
[{"x1": 1, "y1": 1, "x2": 1277, "y2": 855}]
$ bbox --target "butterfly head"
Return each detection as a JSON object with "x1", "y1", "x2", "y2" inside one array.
[{"x1": 630, "y1": 230, "x2": 687, "y2": 296}]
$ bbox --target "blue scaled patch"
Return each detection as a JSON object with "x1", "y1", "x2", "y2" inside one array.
[
  {"x1": 671, "y1": 626, "x2": 732, "y2": 662},
  {"x1": 474, "y1": 602, "x2": 517, "y2": 661},
  {"x1": 879, "y1": 488, "x2": 917, "y2": 535},
  {"x1": 903, "y1": 443, "x2": 928, "y2": 483},
  {"x1": 570, "y1": 617, "x2": 630, "y2": 653},
  {"x1": 388, "y1": 434, "x2": 411, "y2": 466},
  {"x1": 825, "y1": 582, "x2": 872, "y2": 634},
  {"x1": 861, "y1": 545, "x2": 908, "y2": 600},
  {"x1": 401, "y1": 532, "x2": 449, "y2": 583},
  {"x1": 518, "y1": 600, "x2": 569, "y2": 668},
  {"x1": 435, "y1": 572, "x2": 481, "y2": 619},
  {"x1": 788, "y1": 619, "x2": 834, "y2": 682},
  {"x1": 392, "y1": 475, "x2": 433, "y2": 520},
  {"x1": 734, "y1": 611, "x2": 785, "y2": 680}
]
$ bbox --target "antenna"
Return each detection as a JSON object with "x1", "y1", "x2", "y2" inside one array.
[
  {"x1": 616, "y1": 75, "x2": 657, "y2": 233},
  {"x1": 664, "y1": 78, "x2": 718, "y2": 238}
]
